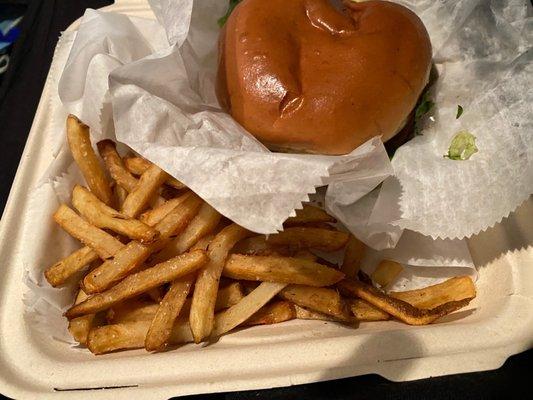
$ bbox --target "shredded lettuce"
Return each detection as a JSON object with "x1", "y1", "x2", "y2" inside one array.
[{"x1": 444, "y1": 131, "x2": 478, "y2": 160}]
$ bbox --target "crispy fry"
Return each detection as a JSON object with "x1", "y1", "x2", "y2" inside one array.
[
  {"x1": 215, "y1": 282, "x2": 245, "y2": 310},
  {"x1": 107, "y1": 299, "x2": 159, "y2": 324},
  {"x1": 371, "y1": 260, "x2": 403, "y2": 287},
  {"x1": 45, "y1": 246, "x2": 98, "y2": 287},
  {"x1": 337, "y1": 278, "x2": 475, "y2": 325},
  {"x1": 223, "y1": 254, "x2": 345, "y2": 287},
  {"x1": 340, "y1": 235, "x2": 365, "y2": 278},
  {"x1": 66, "y1": 250, "x2": 208, "y2": 319},
  {"x1": 294, "y1": 305, "x2": 340, "y2": 322},
  {"x1": 284, "y1": 204, "x2": 336, "y2": 225},
  {"x1": 279, "y1": 285, "x2": 351, "y2": 321},
  {"x1": 244, "y1": 301, "x2": 295, "y2": 326},
  {"x1": 114, "y1": 185, "x2": 128, "y2": 209},
  {"x1": 189, "y1": 224, "x2": 251, "y2": 342},
  {"x1": 97, "y1": 140, "x2": 138, "y2": 192},
  {"x1": 139, "y1": 197, "x2": 187, "y2": 226},
  {"x1": 121, "y1": 164, "x2": 169, "y2": 218},
  {"x1": 82, "y1": 193, "x2": 202, "y2": 293},
  {"x1": 190, "y1": 234, "x2": 214, "y2": 251},
  {"x1": 87, "y1": 319, "x2": 193, "y2": 354},
  {"x1": 266, "y1": 227, "x2": 349, "y2": 251},
  {"x1": 68, "y1": 289, "x2": 99, "y2": 344},
  {"x1": 53, "y1": 205, "x2": 123, "y2": 259},
  {"x1": 389, "y1": 276, "x2": 476, "y2": 309},
  {"x1": 348, "y1": 299, "x2": 390, "y2": 321},
  {"x1": 153, "y1": 203, "x2": 221, "y2": 263},
  {"x1": 211, "y1": 282, "x2": 287, "y2": 337},
  {"x1": 72, "y1": 185, "x2": 159, "y2": 243},
  {"x1": 66, "y1": 115, "x2": 113, "y2": 205},
  {"x1": 145, "y1": 274, "x2": 194, "y2": 351},
  {"x1": 232, "y1": 235, "x2": 290, "y2": 256},
  {"x1": 124, "y1": 156, "x2": 185, "y2": 190}
]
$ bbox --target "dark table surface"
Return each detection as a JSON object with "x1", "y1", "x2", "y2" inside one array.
[{"x1": 0, "y1": 1, "x2": 530, "y2": 399}]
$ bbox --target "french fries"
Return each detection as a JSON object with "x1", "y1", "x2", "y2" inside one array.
[
  {"x1": 340, "y1": 235, "x2": 365, "y2": 278},
  {"x1": 47, "y1": 115, "x2": 477, "y2": 355},
  {"x1": 223, "y1": 255, "x2": 345, "y2": 287},
  {"x1": 66, "y1": 250, "x2": 208, "y2": 319},
  {"x1": 72, "y1": 185, "x2": 159, "y2": 243},
  {"x1": 53, "y1": 205, "x2": 123, "y2": 259},
  {"x1": 124, "y1": 156, "x2": 185, "y2": 190},
  {"x1": 266, "y1": 227, "x2": 349, "y2": 251},
  {"x1": 244, "y1": 301, "x2": 296, "y2": 326},
  {"x1": 121, "y1": 164, "x2": 169, "y2": 218},
  {"x1": 45, "y1": 246, "x2": 98, "y2": 287},
  {"x1": 279, "y1": 285, "x2": 352, "y2": 321},
  {"x1": 371, "y1": 260, "x2": 403, "y2": 288},
  {"x1": 189, "y1": 224, "x2": 251, "y2": 342},
  {"x1": 211, "y1": 282, "x2": 287, "y2": 337},
  {"x1": 284, "y1": 204, "x2": 336, "y2": 225},
  {"x1": 337, "y1": 277, "x2": 475, "y2": 325},
  {"x1": 66, "y1": 115, "x2": 113, "y2": 205}
]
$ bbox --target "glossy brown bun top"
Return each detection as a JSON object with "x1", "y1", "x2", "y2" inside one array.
[{"x1": 217, "y1": 0, "x2": 432, "y2": 155}]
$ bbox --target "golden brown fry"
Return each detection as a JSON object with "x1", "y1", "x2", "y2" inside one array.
[
  {"x1": 211, "y1": 282, "x2": 287, "y2": 337},
  {"x1": 279, "y1": 285, "x2": 352, "y2": 321},
  {"x1": 340, "y1": 235, "x2": 366, "y2": 278},
  {"x1": 189, "y1": 224, "x2": 251, "y2": 343},
  {"x1": 371, "y1": 260, "x2": 403, "y2": 288},
  {"x1": 293, "y1": 250, "x2": 318, "y2": 262},
  {"x1": 145, "y1": 274, "x2": 194, "y2": 351},
  {"x1": 348, "y1": 299, "x2": 390, "y2": 321},
  {"x1": 45, "y1": 246, "x2": 98, "y2": 287},
  {"x1": 389, "y1": 276, "x2": 476, "y2": 310},
  {"x1": 66, "y1": 115, "x2": 113, "y2": 206},
  {"x1": 86, "y1": 319, "x2": 193, "y2": 355},
  {"x1": 266, "y1": 227, "x2": 349, "y2": 251},
  {"x1": 215, "y1": 282, "x2": 245, "y2": 311},
  {"x1": 106, "y1": 299, "x2": 159, "y2": 324},
  {"x1": 223, "y1": 254, "x2": 345, "y2": 287},
  {"x1": 66, "y1": 250, "x2": 208, "y2": 319},
  {"x1": 53, "y1": 205, "x2": 123, "y2": 259},
  {"x1": 294, "y1": 305, "x2": 340, "y2": 322},
  {"x1": 72, "y1": 185, "x2": 159, "y2": 243},
  {"x1": 114, "y1": 185, "x2": 128, "y2": 209},
  {"x1": 284, "y1": 204, "x2": 336, "y2": 225},
  {"x1": 139, "y1": 197, "x2": 187, "y2": 226},
  {"x1": 121, "y1": 164, "x2": 168, "y2": 218},
  {"x1": 190, "y1": 234, "x2": 214, "y2": 251},
  {"x1": 152, "y1": 203, "x2": 221, "y2": 263},
  {"x1": 244, "y1": 301, "x2": 295, "y2": 326},
  {"x1": 124, "y1": 156, "x2": 185, "y2": 190},
  {"x1": 97, "y1": 140, "x2": 138, "y2": 192},
  {"x1": 337, "y1": 278, "x2": 475, "y2": 325},
  {"x1": 68, "y1": 289, "x2": 99, "y2": 344},
  {"x1": 82, "y1": 193, "x2": 202, "y2": 293},
  {"x1": 232, "y1": 236, "x2": 290, "y2": 256}
]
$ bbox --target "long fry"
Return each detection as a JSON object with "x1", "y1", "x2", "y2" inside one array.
[
  {"x1": 279, "y1": 285, "x2": 351, "y2": 321},
  {"x1": 340, "y1": 235, "x2": 365, "y2": 278},
  {"x1": 232, "y1": 236, "x2": 289, "y2": 256},
  {"x1": 211, "y1": 282, "x2": 287, "y2": 337},
  {"x1": 97, "y1": 140, "x2": 138, "y2": 192},
  {"x1": 66, "y1": 115, "x2": 113, "y2": 205},
  {"x1": 121, "y1": 164, "x2": 168, "y2": 218},
  {"x1": 348, "y1": 299, "x2": 390, "y2": 321},
  {"x1": 189, "y1": 224, "x2": 251, "y2": 343},
  {"x1": 284, "y1": 204, "x2": 336, "y2": 225},
  {"x1": 266, "y1": 227, "x2": 349, "y2": 251},
  {"x1": 82, "y1": 193, "x2": 202, "y2": 293},
  {"x1": 66, "y1": 250, "x2": 208, "y2": 319},
  {"x1": 53, "y1": 205, "x2": 123, "y2": 259},
  {"x1": 139, "y1": 197, "x2": 187, "y2": 226},
  {"x1": 152, "y1": 203, "x2": 221, "y2": 263},
  {"x1": 72, "y1": 185, "x2": 159, "y2": 243},
  {"x1": 45, "y1": 246, "x2": 98, "y2": 287},
  {"x1": 106, "y1": 299, "x2": 159, "y2": 324},
  {"x1": 124, "y1": 156, "x2": 185, "y2": 190},
  {"x1": 244, "y1": 301, "x2": 296, "y2": 326},
  {"x1": 294, "y1": 305, "x2": 342, "y2": 322},
  {"x1": 145, "y1": 274, "x2": 194, "y2": 351},
  {"x1": 68, "y1": 289, "x2": 99, "y2": 344},
  {"x1": 223, "y1": 254, "x2": 345, "y2": 287},
  {"x1": 337, "y1": 278, "x2": 475, "y2": 325}
]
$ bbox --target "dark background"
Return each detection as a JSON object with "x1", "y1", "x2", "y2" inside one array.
[{"x1": 0, "y1": 1, "x2": 530, "y2": 399}]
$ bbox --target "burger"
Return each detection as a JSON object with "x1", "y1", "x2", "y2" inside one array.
[{"x1": 216, "y1": 0, "x2": 432, "y2": 155}]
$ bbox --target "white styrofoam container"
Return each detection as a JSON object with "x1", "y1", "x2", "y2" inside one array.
[{"x1": 0, "y1": 1, "x2": 532, "y2": 398}]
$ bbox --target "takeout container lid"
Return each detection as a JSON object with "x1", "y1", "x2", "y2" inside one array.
[{"x1": 0, "y1": 1, "x2": 532, "y2": 398}]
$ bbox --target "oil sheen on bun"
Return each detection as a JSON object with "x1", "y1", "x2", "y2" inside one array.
[{"x1": 216, "y1": 0, "x2": 432, "y2": 155}]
